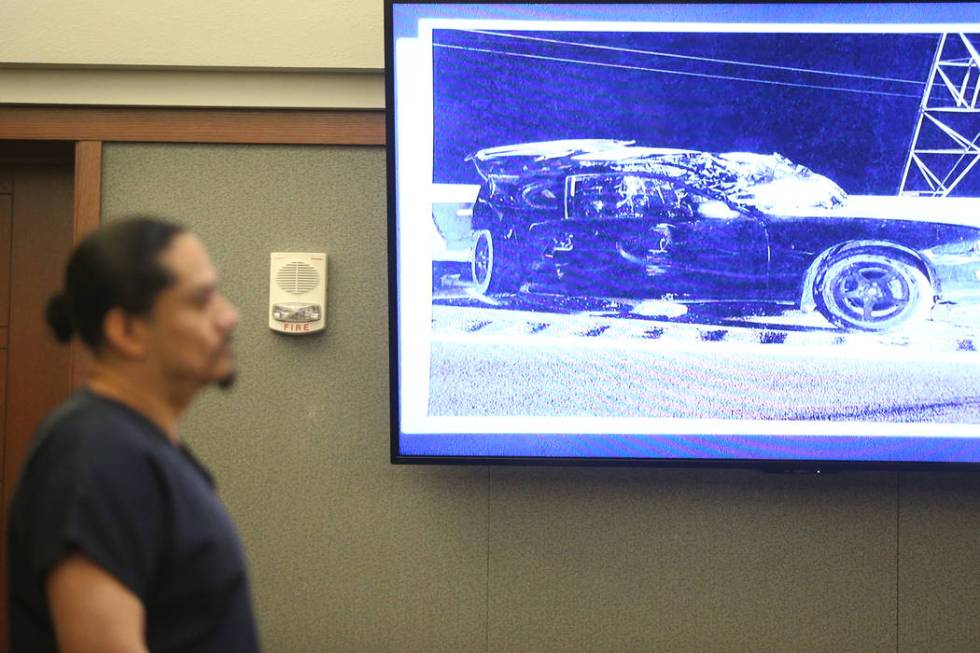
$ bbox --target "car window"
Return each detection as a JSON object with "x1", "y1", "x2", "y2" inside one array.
[{"x1": 566, "y1": 174, "x2": 692, "y2": 220}]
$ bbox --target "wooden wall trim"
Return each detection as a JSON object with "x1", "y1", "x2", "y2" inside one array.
[
  {"x1": 70, "y1": 141, "x2": 101, "y2": 389},
  {"x1": 0, "y1": 106, "x2": 386, "y2": 145},
  {"x1": 73, "y1": 141, "x2": 102, "y2": 240}
]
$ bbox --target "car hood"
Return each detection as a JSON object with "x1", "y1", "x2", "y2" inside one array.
[{"x1": 768, "y1": 195, "x2": 980, "y2": 229}]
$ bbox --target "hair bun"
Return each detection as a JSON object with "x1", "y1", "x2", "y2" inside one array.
[{"x1": 45, "y1": 292, "x2": 74, "y2": 343}]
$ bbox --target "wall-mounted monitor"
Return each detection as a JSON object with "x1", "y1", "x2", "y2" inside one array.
[{"x1": 386, "y1": 1, "x2": 980, "y2": 467}]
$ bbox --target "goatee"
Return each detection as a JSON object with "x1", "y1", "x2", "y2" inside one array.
[{"x1": 217, "y1": 371, "x2": 237, "y2": 390}]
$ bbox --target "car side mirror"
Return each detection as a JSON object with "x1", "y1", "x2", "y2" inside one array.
[{"x1": 697, "y1": 200, "x2": 740, "y2": 220}]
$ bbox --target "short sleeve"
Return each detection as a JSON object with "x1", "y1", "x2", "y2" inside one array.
[{"x1": 22, "y1": 428, "x2": 168, "y2": 601}]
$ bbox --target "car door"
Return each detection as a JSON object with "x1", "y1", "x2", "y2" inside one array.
[
  {"x1": 650, "y1": 192, "x2": 770, "y2": 299},
  {"x1": 566, "y1": 172, "x2": 770, "y2": 300}
]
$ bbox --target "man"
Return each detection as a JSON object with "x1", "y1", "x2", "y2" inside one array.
[{"x1": 6, "y1": 217, "x2": 260, "y2": 652}]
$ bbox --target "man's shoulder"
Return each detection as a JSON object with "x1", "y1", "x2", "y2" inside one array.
[{"x1": 32, "y1": 391, "x2": 166, "y2": 465}]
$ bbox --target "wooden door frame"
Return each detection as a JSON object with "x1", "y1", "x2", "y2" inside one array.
[{"x1": 0, "y1": 105, "x2": 386, "y2": 386}]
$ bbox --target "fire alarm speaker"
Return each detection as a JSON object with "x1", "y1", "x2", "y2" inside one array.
[{"x1": 269, "y1": 252, "x2": 327, "y2": 334}]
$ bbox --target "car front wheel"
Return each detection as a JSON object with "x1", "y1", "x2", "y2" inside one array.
[
  {"x1": 471, "y1": 228, "x2": 523, "y2": 295},
  {"x1": 815, "y1": 251, "x2": 934, "y2": 332}
]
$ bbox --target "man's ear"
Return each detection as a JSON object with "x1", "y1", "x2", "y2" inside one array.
[{"x1": 101, "y1": 308, "x2": 149, "y2": 360}]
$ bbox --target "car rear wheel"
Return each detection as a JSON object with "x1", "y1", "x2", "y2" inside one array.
[
  {"x1": 815, "y1": 251, "x2": 933, "y2": 332},
  {"x1": 471, "y1": 228, "x2": 523, "y2": 294}
]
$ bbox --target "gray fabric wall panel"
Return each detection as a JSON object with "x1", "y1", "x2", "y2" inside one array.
[
  {"x1": 488, "y1": 467, "x2": 896, "y2": 653},
  {"x1": 898, "y1": 472, "x2": 980, "y2": 653},
  {"x1": 100, "y1": 143, "x2": 972, "y2": 652}
]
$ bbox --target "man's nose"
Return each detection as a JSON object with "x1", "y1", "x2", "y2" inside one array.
[{"x1": 219, "y1": 296, "x2": 239, "y2": 332}]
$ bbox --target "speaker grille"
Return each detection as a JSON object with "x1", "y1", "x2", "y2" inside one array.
[{"x1": 276, "y1": 261, "x2": 319, "y2": 295}]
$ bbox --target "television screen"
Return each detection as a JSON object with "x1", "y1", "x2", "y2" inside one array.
[{"x1": 386, "y1": 2, "x2": 980, "y2": 466}]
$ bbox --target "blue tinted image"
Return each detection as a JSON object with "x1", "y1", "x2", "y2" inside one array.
[{"x1": 398, "y1": 13, "x2": 980, "y2": 463}]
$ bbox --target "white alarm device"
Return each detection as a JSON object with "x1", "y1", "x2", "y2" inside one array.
[{"x1": 269, "y1": 252, "x2": 327, "y2": 334}]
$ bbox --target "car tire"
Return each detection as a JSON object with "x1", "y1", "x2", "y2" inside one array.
[
  {"x1": 815, "y1": 251, "x2": 934, "y2": 332},
  {"x1": 471, "y1": 228, "x2": 523, "y2": 294}
]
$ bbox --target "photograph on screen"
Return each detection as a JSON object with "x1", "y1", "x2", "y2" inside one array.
[{"x1": 391, "y1": 4, "x2": 980, "y2": 461}]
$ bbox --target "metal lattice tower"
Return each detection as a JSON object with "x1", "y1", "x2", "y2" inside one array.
[{"x1": 899, "y1": 33, "x2": 980, "y2": 197}]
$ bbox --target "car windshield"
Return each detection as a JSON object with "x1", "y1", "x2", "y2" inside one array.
[
  {"x1": 708, "y1": 152, "x2": 847, "y2": 213},
  {"x1": 582, "y1": 150, "x2": 848, "y2": 214}
]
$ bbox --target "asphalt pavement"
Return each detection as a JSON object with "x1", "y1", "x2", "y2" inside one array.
[{"x1": 425, "y1": 287, "x2": 980, "y2": 421}]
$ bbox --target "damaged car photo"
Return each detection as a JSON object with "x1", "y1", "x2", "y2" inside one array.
[{"x1": 452, "y1": 139, "x2": 980, "y2": 333}]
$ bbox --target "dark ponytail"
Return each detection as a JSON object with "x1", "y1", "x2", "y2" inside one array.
[
  {"x1": 45, "y1": 291, "x2": 74, "y2": 343},
  {"x1": 50, "y1": 216, "x2": 186, "y2": 349}
]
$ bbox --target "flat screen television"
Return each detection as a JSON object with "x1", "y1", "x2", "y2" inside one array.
[{"x1": 386, "y1": 1, "x2": 980, "y2": 467}]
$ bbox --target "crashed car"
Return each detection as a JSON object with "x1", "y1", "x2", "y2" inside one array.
[{"x1": 461, "y1": 139, "x2": 980, "y2": 332}]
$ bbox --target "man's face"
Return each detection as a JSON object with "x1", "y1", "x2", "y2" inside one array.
[{"x1": 143, "y1": 233, "x2": 239, "y2": 392}]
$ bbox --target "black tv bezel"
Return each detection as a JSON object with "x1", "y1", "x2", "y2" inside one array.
[{"x1": 385, "y1": 0, "x2": 980, "y2": 471}]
